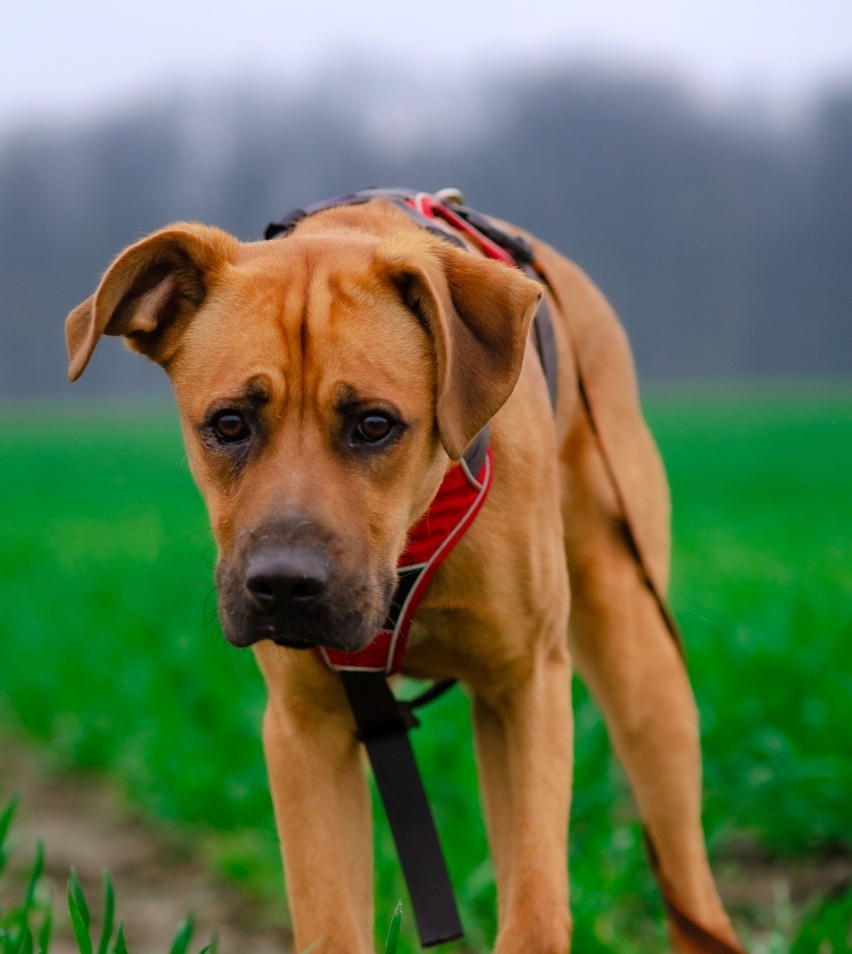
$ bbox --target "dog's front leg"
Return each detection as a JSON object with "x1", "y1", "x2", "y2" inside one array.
[
  {"x1": 471, "y1": 636, "x2": 574, "y2": 954},
  {"x1": 256, "y1": 644, "x2": 374, "y2": 954}
]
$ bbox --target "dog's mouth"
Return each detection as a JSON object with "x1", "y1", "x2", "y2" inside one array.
[{"x1": 215, "y1": 559, "x2": 394, "y2": 654}]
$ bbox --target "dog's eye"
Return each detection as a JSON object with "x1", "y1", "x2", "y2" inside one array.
[
  {"x1": 354, "y1": 413, "x2": 394, "y2": 444},
  {"x1": 213, "y1": 411, "x2": 249, "y2": 443}
]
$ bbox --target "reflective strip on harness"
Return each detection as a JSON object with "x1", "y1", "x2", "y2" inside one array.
[
  {"x1": 320, "y1": 447, "x2": 493, "y2": 675},
  {"x1": 411, "y1": 193, "x2": 517, "y2": 266}
]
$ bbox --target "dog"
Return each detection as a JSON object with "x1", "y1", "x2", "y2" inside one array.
[{"x1": 66, "y1": 195, "x2": 740, "y2": 954}]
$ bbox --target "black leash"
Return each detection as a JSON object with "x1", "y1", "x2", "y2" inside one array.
[{"x1": 340, "y1": 673, "x2": 462, "y2": 947}]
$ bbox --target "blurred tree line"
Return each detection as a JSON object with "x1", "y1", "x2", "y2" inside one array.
[{"x1": 0, "y1": 67, "x2": 849, "y2": 398}]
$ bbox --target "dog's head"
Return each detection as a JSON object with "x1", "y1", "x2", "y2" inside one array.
[{"x1": 66, "y1": 208, "x2": 541, "y2": 652}]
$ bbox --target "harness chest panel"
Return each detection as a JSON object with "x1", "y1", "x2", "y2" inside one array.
[{"x1": 320, "y1": 444, "x2": 493, "y2": 675}]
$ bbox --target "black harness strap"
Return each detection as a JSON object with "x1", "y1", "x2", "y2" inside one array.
[{"x1": 525, "y1": 267, "x2": 559, "y2": 410}]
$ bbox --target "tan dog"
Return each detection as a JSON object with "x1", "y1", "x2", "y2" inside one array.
[{"x1": 66, "y1": 198, "x2": 739, "y2": 954}]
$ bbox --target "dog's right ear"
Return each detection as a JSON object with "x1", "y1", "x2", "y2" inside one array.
[
  {"x1": 66, "y1": 223, "x2": 239, "y2": 381},
  {"x1": 376, "y1": 231, "x2": 542, "y2": 460}
]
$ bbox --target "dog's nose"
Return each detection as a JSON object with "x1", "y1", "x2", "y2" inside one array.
[{"x1": 244, "y1": 547, "x2": 330, "y2": 614}]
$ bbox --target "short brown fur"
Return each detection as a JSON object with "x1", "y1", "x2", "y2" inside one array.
[{"x1": 67, "y1": 198, "x2": 739, "y2": 953}]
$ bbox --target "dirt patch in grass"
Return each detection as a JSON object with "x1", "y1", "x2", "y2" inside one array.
[
  {"x1": 718, "y1": 852, "x2": 851, "y2": 912},
  {"x1": 0, "y1": 739, "x2": 290, "y2": 954},
  {"x1": 715, "y1": 842, "x2": 852, "y2": 944}
]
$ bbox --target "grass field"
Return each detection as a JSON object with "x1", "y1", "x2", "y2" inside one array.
[{"x1": 1, "y1": 390, "x2": 850, "y2": 953}]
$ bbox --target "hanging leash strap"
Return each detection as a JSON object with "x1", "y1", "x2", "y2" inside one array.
[
  {"x1": 340, "y1": 671, "x2": 463, "y2": 947},
  {"x1": 525, "y1": 258, "x2": 686, "y2": 657}
]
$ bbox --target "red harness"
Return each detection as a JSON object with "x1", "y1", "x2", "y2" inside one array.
[{"x1": 320, "y1": 445, "x2": 494, "y2": 675}]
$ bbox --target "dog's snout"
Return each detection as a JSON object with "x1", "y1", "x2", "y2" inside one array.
[
  {"x1": 220, "y1": 521, "x2": 385, "y2": 652},
  {"x1": 245, "y1": 547, "x2": 330, "y2": 614}
]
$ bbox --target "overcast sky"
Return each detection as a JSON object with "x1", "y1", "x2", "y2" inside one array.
[{"x1": 1, "y1": 0, "x2": 851, "y2": 134}]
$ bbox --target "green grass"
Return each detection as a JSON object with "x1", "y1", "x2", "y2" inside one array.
[
  {"x1": 1, "y1": 794, "x2": 213, "y2": 954},
  {"x1": 0, "y1": 391, "x2": 850, "y2": 952},
  {"x1": 0, "y1": 793, "x2": 400, "y2": 954}
]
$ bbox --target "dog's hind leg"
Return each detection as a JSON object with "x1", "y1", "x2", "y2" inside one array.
[
  {"x1": 256, "y1": 643, "x2": 374, "y2": 954},
  {"x1": 561, "y1": 412, "x2": 739, "y2": 954}
]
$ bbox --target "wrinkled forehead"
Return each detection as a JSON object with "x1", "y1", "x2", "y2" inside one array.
[{"x1": 169, "y1": 233, "x2": 435, "y2": 417}]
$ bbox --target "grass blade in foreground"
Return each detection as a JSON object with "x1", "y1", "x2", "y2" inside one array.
[
  {"x1": 69, "y1": 869, "x2": 91, "y2": 932},
  {"x1": 97, "y1": 873, "x2": 115, "y2": 954},
  {"x1": 38, "y1": 910, "x2": 53, "y2": 954},
  {"x1": 2, "y1": 797, "x2": 220, "y2": 954},
  {"x1": 384, "y1": 903, "x2": 402, "y2": 954},
  {"x1": 168, "y1": 916, "x2": 194, "y2": 954},
  {"x1": 20, "y1": 841, "x2": 45, "y2": 928},
  {"x1": 67, "y1": 892, "x2": 93, "y2": 954},
  {"x1": 0, "y1": 795, "x2": 18, "y2": 878},
  {"x1": 113, "y1": 921, "x2": 128, "y2": 954}
]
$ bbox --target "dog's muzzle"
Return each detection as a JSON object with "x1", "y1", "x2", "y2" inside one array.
[{"x1": 215, "y1": 520, "x2": 393, "y2": 652}]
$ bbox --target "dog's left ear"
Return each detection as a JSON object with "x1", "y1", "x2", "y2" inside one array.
[
  {"x1": 378, "y1": 235, "x2": 543, "y2": 460},
  {"x1": 66, "y1": 223, "x2": 239, "y2": 381}
]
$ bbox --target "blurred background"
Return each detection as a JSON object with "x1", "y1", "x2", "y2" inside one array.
[
  {"x1": 2, "y1": 0, "x2": 851, "y2": 398},
  {"x1": 1, "y1": 2, "x2": 851, "y2": 953}
]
